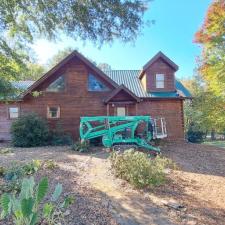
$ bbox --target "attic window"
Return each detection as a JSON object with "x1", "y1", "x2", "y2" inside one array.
[
  {"x1": 156, "y1": 74, "x2": 165, "y2": 88},
  {"x1": 88, "y1": 74, "x2": 110, "y2": 91},
  {"x1": 46, "y1": 75, "x2": 65, "y2": 92}
]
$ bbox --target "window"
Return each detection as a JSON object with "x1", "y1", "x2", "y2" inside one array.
[
  {"x1": 47, "y1": 106, "x2": 60, "y2": 119},
  {"x1": 9, "y1": 107, "x2": 19, "y2": 119},
  {"x1": 117, "y1": 107, "x2": 126, "y2": 116},
  {"x1": 156, "y1": 74, "x2": 165, "y2": 88},
  {"x1": 88, "y1": 74, "x2": 110, "y2": 91},
  {"x1": 46, "y1": 75, "x2": 65, "y2": 92}
]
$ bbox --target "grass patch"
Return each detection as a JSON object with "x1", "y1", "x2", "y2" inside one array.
[{"x1": 203, "y1": 141, "x2": 225, "y2": 149}]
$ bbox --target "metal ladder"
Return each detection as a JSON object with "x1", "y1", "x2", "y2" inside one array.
[{"x1": 152, "y1": 118, "x2": 167, "y2": 139}]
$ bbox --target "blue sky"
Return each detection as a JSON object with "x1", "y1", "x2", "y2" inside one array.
[{"x1": 33, "y1": 0, "x2": 211, "y2": 79}]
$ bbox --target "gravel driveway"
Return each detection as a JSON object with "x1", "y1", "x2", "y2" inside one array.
[{"x1": 0, "y1": 142, "x2": 224, "y2": 225}]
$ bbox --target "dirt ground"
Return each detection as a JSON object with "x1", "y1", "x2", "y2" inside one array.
[{"x1": 0, "y1": 142, "x2": 224, "y2": 225}]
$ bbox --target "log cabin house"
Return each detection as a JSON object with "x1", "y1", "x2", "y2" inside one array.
[{"x1": 0, "y1": 51, "x2": 191, "y2": 141}]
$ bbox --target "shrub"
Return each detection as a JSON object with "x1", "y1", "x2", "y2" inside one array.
[
  {"x1": 0, "y1": 176, "x2": 74, "y2": 225},
  {"x1": 110, "y1": 149, "x2": 173, "y2": 188},
  {"x1": 49, "y1": 132, "x2": 73, "y2": 146},
  {"x1": 71, "y1": 141, "x2": 90, "y2": 153},
  {"x1": 48, "y1": 122, "x2": 73, "y2": 146},
  {"x1": 11, "y1": 113, "x2": 49, "y2": 147},
  {"x1": 187, "y1": 126, "x2": 204, "y2": 143},
  {"x1": 22, "y1": 160, "x2": 42, "y2": 175}
]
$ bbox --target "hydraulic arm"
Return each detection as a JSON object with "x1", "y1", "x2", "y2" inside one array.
[{"x1": 80, "y1": 116, "x2": 167, "y2": 153}]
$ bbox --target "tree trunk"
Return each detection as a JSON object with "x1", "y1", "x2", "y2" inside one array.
[{"x1": 211, "y1": 129, "x2": 216, "y2": 140}]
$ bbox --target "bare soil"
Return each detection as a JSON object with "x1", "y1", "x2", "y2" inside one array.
[{"x1": 0, "y1": 142, "x2": 224, "y2": 225}]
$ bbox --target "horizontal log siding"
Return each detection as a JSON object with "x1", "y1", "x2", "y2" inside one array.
[
  {"x1": 144, "y1": 58, "x2": 176, "y2": 92},
  {"x1": 137, "y1": 99, "x2": 184, "y2": 140},
  {"x1": 20, "y1": 57, "x2": 113, "y2": 139}
]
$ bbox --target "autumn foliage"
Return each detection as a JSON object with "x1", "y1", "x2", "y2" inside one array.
[{"x1": 193, "y1": 0, "x2": 225, "y2": 134}]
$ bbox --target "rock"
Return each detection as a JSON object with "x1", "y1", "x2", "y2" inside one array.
[
  {"x1": 163, "y1": 200, "x2": 185, "y2": 210},
  {"x1": 64, "y1": 209, "x2": 71, "y2": 217},
  {"x1": 102, "y1": 199, "x2": 110, "y2": 208},
  {"x1": 163, "y1": 168, "x2": 171, "y2": 174},
  {"x1": 186, "y1": 220, "x2": 197, "y2": 225}
]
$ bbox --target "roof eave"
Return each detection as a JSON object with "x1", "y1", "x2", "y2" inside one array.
[
  {"x1": 138, "y1": 51, "x2": 179, "y2": 79},
  {"x1": 104, "y1": 84, "x2": 141, "y2": 103}
]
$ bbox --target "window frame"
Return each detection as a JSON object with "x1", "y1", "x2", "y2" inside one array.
[
  {"x1": 155, "y1": 74, "x2": 165, "y2": 89},
  {"x1": 8, "y1": 107, "x2": 19, "y2": 119},
  {"x1": 47, "y1": 106, "x2": 60, "y2": 119}
]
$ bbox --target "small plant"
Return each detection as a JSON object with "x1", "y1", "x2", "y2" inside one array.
[
  {"x1": 4, "y1": 160, "x2": 42, "y2": 182},
  {"x1": 0, "y1": 160, "x2": 42, "y2": 196},
  {"x1": 23, "y1": 160, "x2": 42, "y2": 175},
  {"x1": 0, "y1": 180, "x2": 21, "y2": 194},
  {"x1": 0, "y1": 176, "x2": 74, "y2": 225},
  {"x1": 4, "y1": 164, "x2": 25, "y2": 181},
  {"x1": 43, "y1": 160, "x2": 58, "y2": 170},
  {"x1": 71, "y1": 141, "x2": 90, "y2": 153},
  {"x1": 110, "y1": 149, "x2": 173, "y2": 188}
]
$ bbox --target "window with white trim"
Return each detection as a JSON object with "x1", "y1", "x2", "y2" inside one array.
[
  {"x1": 156, "y1": 74, "x2": 165, "y2": 88},
  {"x1": 117, "y1": 107, "x2": 126, "y2": 116},
  {"x1": 9, "y1": 107, "x2": 19, "y2": 119},
  {"x1": 47, "y1": 106, "x2": 60, "y2": 119}
]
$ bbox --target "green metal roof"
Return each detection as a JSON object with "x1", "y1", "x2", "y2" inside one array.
[
  {"x1": 0, "y1": 81, "x2": 34, "y2": 101},
  {"x1": 104, "y1": 70, "x2": 191, "y2": 98}
]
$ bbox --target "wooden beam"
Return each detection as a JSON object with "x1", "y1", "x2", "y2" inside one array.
[
  {"x1": 107, "y1": 101, "x2": 136, "y2": 105},
  {"x1": 107, "y1": 104, "x2": 109, "y2": 116}
]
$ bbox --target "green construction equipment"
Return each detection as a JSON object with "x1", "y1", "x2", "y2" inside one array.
[{"x1": 79, "y1": 116, "x2": 167, "y2": 154}]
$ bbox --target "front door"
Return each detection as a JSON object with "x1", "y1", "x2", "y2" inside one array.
[{"x1": 116, "y1": 107, "x2": 126, "y2": 116}]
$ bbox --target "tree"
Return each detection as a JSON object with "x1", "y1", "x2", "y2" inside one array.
[
  {"x1": 98, "y1": 63, "x2": 112, "y2": 71},
  {"x1": 47, "y1": 47, "x2": 75, "y2": 69},
  {"x1": 182, "y1": 75, "x2": 225, "y2": 140},
  {"x1": 21, "y1": 63, "x2": 46, "y2": 81},
  {"x1": 194, "y1": 0, "x2": 225, "y2": 97},
  {"x1": 0, "y1": 54, "x2": 26, "y2": 99},
  {"x1": 193, "y1": 0, "x2": 225, "y2": 138},
  {"x1": 0, "y1": 0, "x2": 149, "y2": 60},
  {"x1": 0, "y1": 1, "x2": 150, "y2": 99}
]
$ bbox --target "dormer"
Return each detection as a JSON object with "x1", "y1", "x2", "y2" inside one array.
[{"x1": 139, "y1": 52, "x2": 178, "y2": 92}]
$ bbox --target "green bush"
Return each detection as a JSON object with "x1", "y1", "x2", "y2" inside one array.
[
  {"x1": 110, "y1": 149, "x2": 173, "y2": 188},
  {"x1": 187, "y1": 125, "x2": 205, "y2": 143},
  {"x1": 49, "y1": 132, "x2": 73, "y2": 146},
  {"x1": 48, "y1": 122, "x2": 73, "y2": 146},
  {"x1": 11, "y1": 113, "x2": 49, "y2": 147}
]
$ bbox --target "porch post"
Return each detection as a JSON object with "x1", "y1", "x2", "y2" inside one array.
[
  {"x1": 107, "y1": 103, "x2": 109, "y2": 116},
  {"x1": 135, "y1": 103, "x2": 138, "y2": 115}
]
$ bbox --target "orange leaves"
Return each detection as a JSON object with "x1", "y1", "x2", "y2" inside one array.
[{"x1": 194, "y1": 0, "x2": 225, "y2": 44}]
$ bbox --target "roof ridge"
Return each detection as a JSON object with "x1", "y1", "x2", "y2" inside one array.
[{"x1": 104, "y1": 69, "x2": 141, "y2": 71}]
